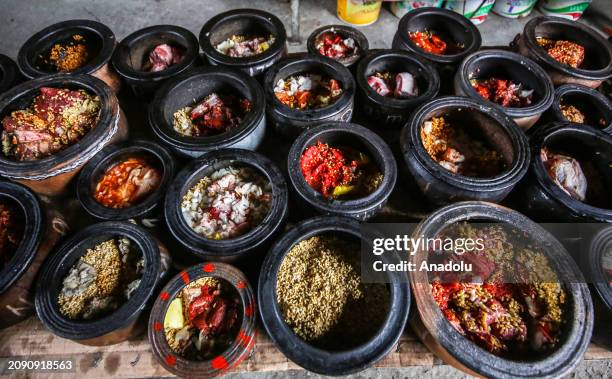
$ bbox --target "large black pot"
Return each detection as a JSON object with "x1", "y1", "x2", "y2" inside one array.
[
  {"x1": 258, "y1": 216, "x2": 410, "y2": 376},
  {"x1": 400, "y1": 96, "x2": 530, "y2": 205},
  {"x1": 549, "y1": 84, "x2": 612, "y2": 134},
  {"x1": 199, "y1": 9, "x2": 287, "y2": 77},
  {"x1": 306, "y1": 25, "x2": 369, "y2": 69},
  {"x1": 149, "y1": 66, "x2": 266, "y2": 158},
  {"x1": 0, "y1": 54, "x2": 21, "y2": 95}
]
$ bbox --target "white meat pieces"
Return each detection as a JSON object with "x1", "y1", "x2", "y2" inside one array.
[
  {"x1": 144, "y1": 44, "x2": 184, "y2": 72},
  {"x1": 367, "y1": 72, "x2": 418, "y2": 98},
  {"x1": 541, "y1": 148, "x2": 587, "y2": 201}
]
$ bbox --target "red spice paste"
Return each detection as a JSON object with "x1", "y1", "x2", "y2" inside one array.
[
  {"x1": 409, "y1": 31, "x2": 448, "y2": 55},
  {"x1": 94, "y1": 157, "x2": 161, "y2": 208},
  {"x1": 471, "y1": 78, "x2": 534, "y2": 108},
  {"x1": 300, "y1": 141, "x2": 357, "y2": 198}
]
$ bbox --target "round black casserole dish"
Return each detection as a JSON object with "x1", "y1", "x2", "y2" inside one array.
[
  {"x1": 199, "y1": 9, "x2": 287, "y2": 77},
  {"x1": 35, "y1": 222, "x2": 161, "y2": 346},
  {"x1": 549, "y1": 84, "x2": 612, "y2": 134},
  {"x1": 307, "y1": 25, "x2": 369, "y2": 69},
  {"x1": 0, "y1": 54, "x2": 21, "y2": 95},
  {"x1": 356, "y1": 50, "x2": 439, "y2": 127},
  {"x1": 17, "y1": 20, "x2": 121, "y2": 92},
  {"x1": 410, "y1": 201, "x2": 593, "y2": 378},
  {"x1": 518, "y1": 122, "x2": 612, "y2": 223},
  {"x1": 0, "y1": 181, "x2": 67, "y2": 329},
  {"x1": 164, "y1": 148, "x2": 288, "y2": 261},
  {"x1": 149, "y1": 66, "x2": 265, "y2": 158},
  {"x1": 288, "y1": 122, "x2": 396, "y2": 220},
  {"x1": 77, "y1": 140, "x2": 175, "y2": 221},
  {"x1": 112, "y1": 25, "x2": 200, "y2": 97},
  {"x1": 517, "y1": 17, "x2": 612, "y2": 89},
  {"x1": 263, "y1": 54, "x2": 355, "y2": 139},
  {"x1": 0, "y1": 74, "x2": 128, "y2": 196},
  {"x1": 455, "y1": 50, "x2": 554, "y2": 131},
  {"x1": 584, "y1": 226, "x2": 612, "y2": 348},
  {"x1": 400, "y1": 96, "x2": 530, "y2": 205},
  {"x1": 258, "y1": 216, "x2": 410, "y2": 376}
]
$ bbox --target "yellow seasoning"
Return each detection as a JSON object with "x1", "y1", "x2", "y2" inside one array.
[{"x1": 337, "y1": 0, "x2": 382, "y2": 26}]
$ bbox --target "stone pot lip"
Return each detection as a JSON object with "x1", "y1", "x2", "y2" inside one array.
[
  {"x1": 551, "y1": 84, "x2": 612, "y2": 134},
  {"x1": 410, "y1": 201, "x2": 594, "y2": 378},
  {"x1": 306, "y1": 24, "x2": 369, "y2": 67},
  {"x1": 587, "y1": 226, "x2": 612, "y2": 311}
]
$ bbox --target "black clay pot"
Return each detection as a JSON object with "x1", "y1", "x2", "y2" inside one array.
[
  {"x1": 0, "y1": 54, "x2": 21, "y2": 95},
  {"x1": 258, "y1": 216, "x2": 410, "y2": 376},
  {"x1": 549, "y1": 84, "x2": 612, "y2": 134},
  {"x1": 17, "y1": 20, "x2": 121, "y2": 92},
  {"x1": 306, "y1": 25, "x2": 369, "y2": 69},
  {"x1": 410, "y1": 201, "x2": 593, "y2": 378},
  {"x1": 0, "y1": 74, "x2": 128, "y2": 196},
  {"x1": 518, "y1": 122, "x2": 612, "y2": 223},
  {"x1": 149, "y1": 66, "x2": 266, "y2": 158},
  {"x1": 400, "y1": 96, "x2": 530, "y2": 205},
  {"x1": 112, "y1": 25, "x2": 200, "y2": 97},
  {"x1": 164, "y1": 148, "x2": 288, "y2": 261},
  {"x1": 517, "y1": 17, "x2": 612, "y2": 89},
  {"x1": 455, "y1": 50, "x2": 554, "y2": 131},
  {"x1": 77, "y1": 140, "x2": 176, "y2": 221},
  {"x1": 288, "y1": 122, "x2": 396, "y2": 220},
  {"x1": 199, "y1": 9, "x2": 287, "y2": 77},
  {"x1": 35, "y1": 222, "x2": 162, "y2": 346},
  {"x1": 263, "y1": 54, "x2": 355, "y2": 139},
  {"x1": 356, "y1": 50, "x2": 439, "y2": 127},
  {"x1": 584, "y1": 226, "x2": 612, "y2": 348}
]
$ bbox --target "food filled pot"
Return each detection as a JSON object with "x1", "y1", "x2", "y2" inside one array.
[
  {"x1": 77, "y1": 140, "x2": 175, "y2": 221},
  {"x1": 263, "y1": 54, "x2": 355, "y2": 138},
  {"x1": 455, "y1": 50, "x2": 554, "y2": 131},
  {"x1": 112, "y1": 25, "x2": 200, "y2": 97},
  {"x1": 516, "y1": 16, "x2": 612, "y2": 88},
  {"x1": 35, "y1": 221, "x2": 162, "y2": 346},
  {"x1": 0, "y1": 54, "x2": 21, "y2": 95},
  {"x1": 258, "y1": 216, "x2": 410, "y2": 375},
  {"x1": 549, "y1": 84, "x2": 612, "y2": 134},
  {"x1": 356, "y1": 50, "x2": 439, "y2": 127},
  {"x1": 0, "y1": 74, "x2": 128, "y2": 196},
  {"x1": 164, "y1": 148, "x2": 288, "y2": 261},
  {"x1": 518, "y1": 122, "x2": 612, "y2": 222},
  {"x1": 199, "y1": 9, "x2": 287, "y2": 77},
  {"x1": 409, "y1": 201, "x2": 593, "y2": 378},
  {"x1": 306, "y1": 25, "x2": 368, "y2": 69},
  {"x1": 17, "y1": 20, "x2": 121, "y2": 92},
  {"x1": 0, "y1": 181, "x2": 67, "y2": 329},
  {"x1": 149, "y1": 66, "x2": 265, "y2": 158},
  {"x1": 148, "y1": 262, "x2": 257, "y2": 377},
  {"x1": 400, "y1": 96, "x2": 529, "y2": 205},
  {"x1": 287, "y1": 122, "x2": 396, "y2": 220}
]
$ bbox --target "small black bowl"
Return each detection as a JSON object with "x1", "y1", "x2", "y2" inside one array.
[
  {"x1": 199, "y1": 9, "x2": 287, "y2": 77},
  {"x1": 0, "y1": 54, "x2": 21, "y2": 95},
  {"x1": 306, "y1": 25, "x2": 369, "y2": 69},
  {"x1": 400, "y1": 96, "x2": 530, "y2": 205},
  {"x1": 356, "y1": 49, "x2": 439, "y2": 127},
  {"x1": 288, "y1": 122, "x2": 396, "y2": 220},
  {"x1": 455, "y1": 49, "x2": 554, "y2": 131},
  {"x1": 164, "y1": 148, "x2": 288, "y2": 261},
  {"x1": 549, "y1": 84, "x2": 612, "y2": 134},
  {"x1": 149, "y1": 66, "x2": 266, "y2": 158},
  {"x1": 263, "y1": 54, "x2": 355, "y2": 138},
  {"x1": 77, "y1": 140, "x2": 176, "y2": 221},
  {"x1": 112, "y1": 25, "x2": 200, "y2": 97}
]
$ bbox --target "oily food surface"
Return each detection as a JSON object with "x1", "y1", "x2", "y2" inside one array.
[
  {"x1": 58, "y1": 237, "x2": 145, "y2": 320},
  {"x1": 181, "y1": 166, "x2": 272, "y2": 240},
  {"x1": 300, "y1": 141, "x2": 383, "y2": 199},
  {"x1": 142, "y1": 44, "x2": 184, "y2": 72},
  {"x1": 0, "y1": 201, "x2": 23, "y2": 271},
  {"x1": 276, "y1": 236, "x2": 389, "y2": 350},
  {"x1": 315, "y1": 31, "x2": 357, "y2": 60},
  {"x1": 470, "y1": 77, "x2": 533, "y2": 108},
  {"x1": 173, "y1": 93, "x2": 252, "y2": 137},
  {"x1": 420, "y1": 116, "x2": 506, "y2": 177},
  {"x1": 367, "y1": 71, "x2": 418, "y2": 99},
  {"x1": 47, "y1": 34, "x2": 89, "y2": 72},
  {"x1": 430, "y1": 223, "x2": 567, "y2": 358},
  {"x1": 274, "y1": 74, "x2": 343, "y2": 110},
  {"x1": 94, "y1": 157, "x2": 162, "y2": 209},
  {"x1": 559, "y1": 101, "x2": 606, "y2": 127},
  {"x1": 408, "y1": 30, "x2": 463, "y2": 55},
  {"x1": 1, "y1": 87, "x2": 101, "y2": 161},
  {"x1": 215, "y1": 34, "x2": 275, "y2": 58},
  {"x1": 536, "y1": 37, "x2": 585, "y2": 69},
  {"x1": 541, "y1": 148, "x2": 587, "y2": 201},
  {"x1": 164, "y1": 277, "x2": 241, "y2": 360},
  {"x1": 560, "y1": 103, "x2": 585, "y2": 124}
]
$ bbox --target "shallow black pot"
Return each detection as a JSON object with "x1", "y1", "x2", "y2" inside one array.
[
  {"x1": 517, "y1": 17, "x2": 612, "y2": 88},
  {"x1": 77, "y1": 140, "x2": 176, "y2": 221},
  {"x1": 164, "y1": 148, "x2": 288, "y2": 261},
  {"x1": 400, "y1": 96, "x2": 530, "y2": 205},
  {"x1": 518, "y1": 122, "x2": 612, "y2": 223},
  {"x1": 149, "y1": 66, "x2": 266, "y2": 158},
  {"x1": 549, "y1": 84, "x2": 612, "y2": 134},
  {"x1": 288, "y1": 122, "x2": 396, "y2": 220},
  {"x1": 258, "y1": 216, "x2": 410, "y2": 376},
  {"x1": 356, "y1": 50, "x2": 439, "y2": 127},
  {"x1": 455, "y1": 50, "x2": 554, "y2": 131},
  {"x1": 263, "y1": 54, "x2": 355, "y2": 139},
  {"x1": 112, "y1": 25, "x2": 200, "y2": 97},
  {"x1": 306, "y1": 25, "x2": 369, "y2": 69},
  {"x1": 199, "y1": 9, "x2": 287, "y2": 77},
  {"x1": 35, "y1": 222, "x2": 161, "y2": 345},
  {"x1": 0, "y1": 54, "x2": 21, "y2": 95}
]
